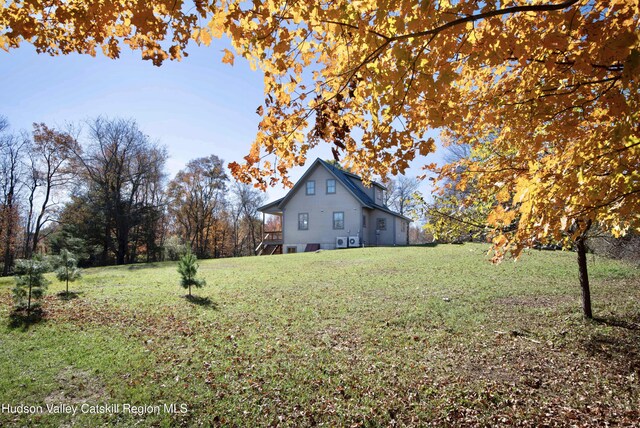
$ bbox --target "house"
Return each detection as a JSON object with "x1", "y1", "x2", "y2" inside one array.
[{"x1": 256, "y1": 158, "x2": 412, "y2": 254}]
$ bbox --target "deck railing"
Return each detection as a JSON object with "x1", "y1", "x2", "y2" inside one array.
[
  {"x1": 255, "y1": 231, "x2": 283, "y2": 254},
  {"x1": 262, "y1": 231, "x2": 283, "y2": 242}
]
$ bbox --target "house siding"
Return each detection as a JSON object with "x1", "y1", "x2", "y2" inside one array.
[
  {"x1": 361, "y1": 209, "x2": 409, "y2": 247},
  {"x1": 258, "y1": 158, "x2": 411, "y2": 252},
  {"x1": 364, "y1": 208, "x2": 398, "y2": 246},
  {"x1": 373, "y1": 187, "x2": 384, "y2": 206},
  {"x1": 283, "y1": 164, "x2": 363, "y2": 252},
  {"x1": 395, "y1": 217, "x2": 409, "y2": 245}
]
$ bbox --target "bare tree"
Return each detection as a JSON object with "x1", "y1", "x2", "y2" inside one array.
[
  {"x1": 385, "y1": 176, "x2": 421, "y2": 216},
  {"x1": 232, "y1": 183, "x2": 266, "y2": 256},
  {"x1": 443, "y1": 143, "x2": 472, "y2": 165},
  {"x1": 133, "y1": 160, "x2": 168, "y2": 262},
  {"x1": 167, "y1": 155, "x2": 227, "y2": 259},
  {"x1": 0, "y1": 116, "x2": 8, "y2": 134},
  {"x1": 0, "y1": 119, "x2": 27, "y2": 275},
  {"x1": 22, "y1": 123, "x2": 80, "y2": 257},
  {"x1": 423, "y1": 142, "x2": 491, "y2": 243},
  {"x1": 77, "y1": 117, "x2": 167, "y2": 265}
]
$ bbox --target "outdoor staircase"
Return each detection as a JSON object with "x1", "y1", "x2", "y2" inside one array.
[
  {"x1": 256, "y1": 242, "x2": 282, "y2": 256},
  {"x1": 255, "y1": 230, "x2": 283, "y2": 256}
]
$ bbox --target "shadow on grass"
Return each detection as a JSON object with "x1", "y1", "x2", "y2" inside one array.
[
  {"x1": 57, "y1": 291, "x2": 83, "y2": 301},
  {"x1": 581, "y1": 315, "x2": 640, "y2": 375},
  {"x1": 183, "y1": 295, "x2": 218, "y2": 310},
  {"x1": 584, "y1": 333, "x2": 639, "y2": 361},
  {"x1": 8, "y1": 308, "x2": 45, "y2": 331},
  {"x1": 410, "y1": 242, "x2": 439, "y2": 248},
  {"x1": 594, "y1": 316, "x2": 640, "y2": 331},
  {"x1": 128, "y1": 263, "x2": 159, "y2": 270}
]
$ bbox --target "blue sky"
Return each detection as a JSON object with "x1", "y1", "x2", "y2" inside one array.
[{"x1": 0, "y1": 40, "x2": 442, "y2": 201}]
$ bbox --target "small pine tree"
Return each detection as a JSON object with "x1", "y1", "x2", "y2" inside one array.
[
  {"x1": 55, "y1": 249, "x2": 81, "y2": 294},
  {"x1": 177, "y1": 251, "x2": 206, "y2": 296},
  {"x1": 13, "y1": 257, "x2": 50, "y2": 313}
]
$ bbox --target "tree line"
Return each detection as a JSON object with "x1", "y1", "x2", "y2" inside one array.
[
  {"x1": 2, "y1": 0, "x2": 635, "y2": 321},
  {"x1": 0, "y1": 115, "x2": 265, "y2": 274}
]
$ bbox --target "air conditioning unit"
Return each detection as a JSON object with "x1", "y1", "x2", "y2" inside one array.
[
  {"x1": 336, "y1": 237, "x2": 348, "y2": 249},
  {"x1": 348, "y1": 236, "x2": 360, "y2": 247}
]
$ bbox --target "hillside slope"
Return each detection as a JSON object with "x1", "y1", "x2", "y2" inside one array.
[{"x1": 1, "y1": 245, "x2": 638, "y2": 426}]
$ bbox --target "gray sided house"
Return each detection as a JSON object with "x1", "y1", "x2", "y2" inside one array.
[{"x1": 257, "y1": 158, "x2": 411, "y2": 255}]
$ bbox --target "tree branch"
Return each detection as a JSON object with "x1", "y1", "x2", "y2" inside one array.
[{"x1": 391, "y1": 0, "x2": 581, "y2": 42}]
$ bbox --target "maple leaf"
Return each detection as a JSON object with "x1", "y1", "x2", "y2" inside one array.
[{"x1": 221, "y1": 48, "x2": 234, "y2": 66}]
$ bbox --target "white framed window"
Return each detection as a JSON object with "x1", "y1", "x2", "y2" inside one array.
[
  {"x1": 306, "y1": 180, "x2": 315, "y2": 195},
  {"x1": 326, "y1": 179, "x2": 336, "y2": 194},
  {"x1": 298, "y1": 213, "x2": 309, "y2": 230},
  {"x1": 333, "y1": 212, "x2": 344, "y2": 229}
]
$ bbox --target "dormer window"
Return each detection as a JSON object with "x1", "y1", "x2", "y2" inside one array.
[{"x1": 306, "y1": 180, "x2": 315, "y2": 195}]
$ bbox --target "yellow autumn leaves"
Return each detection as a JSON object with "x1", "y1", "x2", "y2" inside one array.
[{"x1": 1, "y1": 0, "x2": 638, "y2": 256}]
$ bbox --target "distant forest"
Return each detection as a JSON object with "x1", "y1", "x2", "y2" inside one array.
[{"x1": 0, "y1": 115, "x2": 270, "y2": 275}]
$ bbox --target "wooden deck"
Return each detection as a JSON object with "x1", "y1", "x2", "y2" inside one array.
[{"x1": 256, "y1": 231, "x2": 283, "y2": 256}]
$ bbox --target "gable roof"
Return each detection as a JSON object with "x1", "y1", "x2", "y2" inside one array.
[
  {"x1": 320, "y1": 159, "x2": 412, "y2": 221},
  {"x1": 257, "y1": 197, "x2": 284, "y2": 214},
  {"x1": 320, "y1": 159, "x2": 376, "y2": 207},
  {"x1": 257, "y1": 158, "x2": 412, "y2": 221},
  {"x1": 324, "y1": 161, "x2": 386, "y2": 189}
]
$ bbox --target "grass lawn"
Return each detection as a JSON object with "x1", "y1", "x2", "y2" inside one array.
[{"x1": 0, "y1": 244, "x2": 638, "y2": 426}]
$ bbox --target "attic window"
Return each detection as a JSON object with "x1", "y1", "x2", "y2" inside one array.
[
  {"x1": 306, "y1": 180, "x2": 315, "y2": 195},
  {"x1": 326, "y1": 179, "x2": 336, "y2": 194}
]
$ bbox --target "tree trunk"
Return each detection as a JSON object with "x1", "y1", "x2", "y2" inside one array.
[
  {"x1": 102, "y1": 220, "x2": 111, "y2": 265},
  {"x1": 27, "y1": 282, "x2": 32, "y2": 312},
  {"x1": 576, "y1": 236, "x2": 593, "y2": 319},
  {"x1": 24, "y1": 185, "x2": 36, "y2": 259},
  {"x1": 249, "y1": 217, "x2": 257, "y2": 256},
  {"x1": 2, "y1": 236, "x2": 13, "y2": 275},
  {"x1": 2, "y1": 207, "x2": 15, "y2": 276},
  {"x1": 32, "y1": 177, "x2": 52, "y2": 256},
  {"x1": 213, "y1": 231, "x2": 218, "y2": 259},
  {"x1": 116, "y1": 216, "x2": 128, "y2": 265},
  {"x1": 117, "y1": 237, "x2": 127, "y2": 265}
]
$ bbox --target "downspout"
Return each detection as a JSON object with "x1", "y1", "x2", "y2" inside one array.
[
  {"x1": 281, "y1": 208, "x2": 285, "y2": 249},
  {"x1": 360, "y1": 206, "x2": 363, "y2": 247},
  {"x1": 393, "y1": 216, "x2": 397, "y2": 246},
  {"x1": 406, "y1": 220, "x2": 410, "y2": 245}
]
